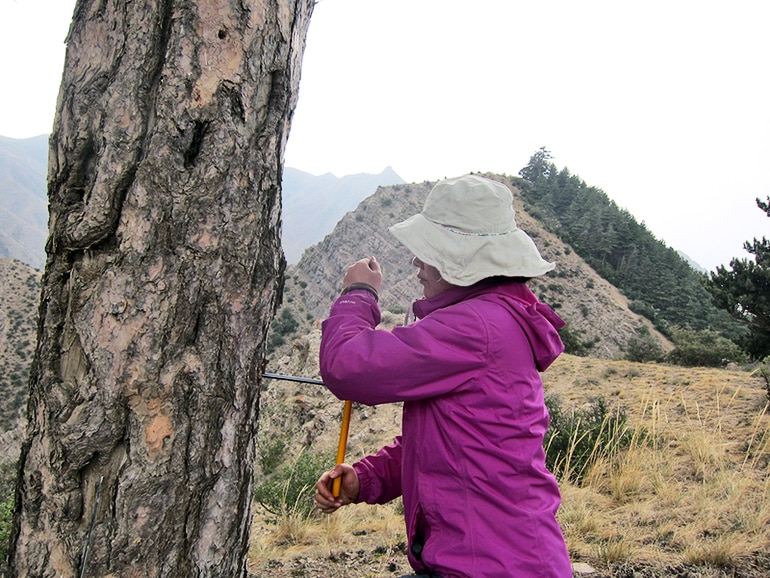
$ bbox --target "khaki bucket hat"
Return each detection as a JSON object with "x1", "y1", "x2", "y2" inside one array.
[{"x1": 389, "y1": 174, "x2": 554, "y2": 286}]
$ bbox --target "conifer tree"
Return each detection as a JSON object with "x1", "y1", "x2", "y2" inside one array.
[
  {"x1": 518, "y1": 148, "x2": 743, "y2": 343},
  {"x1": 705, "y1": 197, "x2": 770, "y2": 358}
]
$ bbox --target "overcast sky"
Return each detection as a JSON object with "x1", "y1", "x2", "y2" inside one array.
[{"x1": 1, "y1": 0, "x2": 768, "y2": 271}]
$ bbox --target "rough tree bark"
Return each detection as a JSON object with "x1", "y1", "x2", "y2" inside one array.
[{"x1": 10, "y1": 0, "x2": 313, "y2": 576}]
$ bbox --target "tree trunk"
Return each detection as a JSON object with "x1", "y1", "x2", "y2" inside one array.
[{"x1": 10, "y1": 0, "x2": 313, "y2": 576}]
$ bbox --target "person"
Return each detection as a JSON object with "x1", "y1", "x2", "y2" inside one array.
[{"x1": 314, "y1": 174, "x2": 572, "y2": 577}]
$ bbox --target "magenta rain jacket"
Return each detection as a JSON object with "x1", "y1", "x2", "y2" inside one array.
[{"x1": 320, "y1": 279, "x2": 572, "y2": 578}]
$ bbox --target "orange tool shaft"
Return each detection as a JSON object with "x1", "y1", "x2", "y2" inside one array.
[{"x1": 332, "y1": 400, "x2": 353, "y2": 497}]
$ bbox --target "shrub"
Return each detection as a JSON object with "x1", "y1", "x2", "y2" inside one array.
[
  {"x1": 666, "y1": 328, "x2": 747, "y2": 367},
  {"x1": 0, "y1": 494, "x2": 11, "y2": 568},
  {"x1": 558, "y1": 325, "x2": 598, "y2": 357},
  {"x1": 544, "y1": 396, "x2": 634, "y2": 484},
  {"x1": 254, "y1": 449, "x2": 332, "y2": 517},
  {"x1": 267, "y1": 333, "x2": 285, "y2": 351},
  {"x1": 628, "y1": 299, "x2": 665, "y2": 332},
  {"x1": 259, "y1": 437, "x2": 288, "y2": 476},
  {"x1": 273, "y1": 309, "x2": 298, "y2": 336},
  {"x1": 625, "y1": 326, "x2": 664, "y2": 363}
]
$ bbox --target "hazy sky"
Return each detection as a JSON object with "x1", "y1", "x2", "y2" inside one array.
[{"x1": 1, "y1": 0, "x2": 768, "y2": 271}]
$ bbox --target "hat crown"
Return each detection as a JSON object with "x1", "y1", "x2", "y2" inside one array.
[
  {"x1": 422, "y1": 175, "x2": 516, "y2": 235},
  {"x1": 388, "y1": 174, "x2": 554, "y2": 286}
]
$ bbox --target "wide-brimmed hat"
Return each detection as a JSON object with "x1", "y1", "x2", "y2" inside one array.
[{"x1": 388, "y1": 175, "x2": 554, "y2": 286}]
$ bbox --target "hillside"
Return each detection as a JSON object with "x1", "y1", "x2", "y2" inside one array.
[
  {"x1": 1, "y1": 164, "x2": 767, "y2": 575},
  {"x1": 2, "y1": 160, "x2": 761, "y2": 575},
  {"x1": 277, "y1": 174, "x2": 670, "y2": 361},
  {"x1": 517, "y1": 151, "x2": 742, "y2": 343},
  {"x1": 0, "y1": 258, "x2": 41, "y2": 465}
]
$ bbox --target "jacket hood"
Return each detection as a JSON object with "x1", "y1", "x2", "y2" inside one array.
[{"x1": 413, "y1": 279, "x2": 565, "y2": 371}]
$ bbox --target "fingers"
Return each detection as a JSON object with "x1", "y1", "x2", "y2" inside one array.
[
  {"x1": 314, "y1": 469, "x2": 343, "y2": 514},
  {"x1": 315, "y1": 484, "x2": 341, "y2": 513},
  {"x1": 314, "y1": 464, "x2": 360, "y2": 514},
  {"x1": 342, "y1": 257, "x2": 383, "y2": 291}
]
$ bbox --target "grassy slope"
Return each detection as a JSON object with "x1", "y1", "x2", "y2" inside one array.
[
  {"x1": 249, "y1": 354, "x2": 770, "y2": 577},
  {"x1": 545, "y1": 356, "x2": 769, "y2": 573}
]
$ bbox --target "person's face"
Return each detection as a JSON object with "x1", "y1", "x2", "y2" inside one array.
[{"x1": 412, "y1": 256, "x2": 451, "y2": 298}]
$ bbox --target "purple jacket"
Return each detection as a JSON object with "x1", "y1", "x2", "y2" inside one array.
[{"x1": 320, "y1": 279, "x2": 572, "y2": 577}]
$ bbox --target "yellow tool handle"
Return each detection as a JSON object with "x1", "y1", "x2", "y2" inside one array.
[{"x1": 332, "y1": 400, "x2": 353, "y2": 497}]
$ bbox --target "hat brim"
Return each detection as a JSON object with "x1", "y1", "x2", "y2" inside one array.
[{"x1": 389, "y1": 214, "x2": 554, "y2": 286}]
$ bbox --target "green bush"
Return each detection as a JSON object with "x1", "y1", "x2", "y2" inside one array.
[
  {"x1": 254, "y1": 450, "x2": 332, "y2": 517},
  {"x1": 258, "y1": 437, "x2": 288, "y2": 476},
  {"x1": 544, "y1": 396, "x2": 634, "y2": 484},
  {"x1": 558, "y1": 325, "x2": 599, "y2": 357},
  {"x1": 386, "y1": 304, "x2": 406, "y2": 315},
  {"x1": 267, "y1": 332, "x2": 285, "y2": 351},
  {"x1": 272, "y1": 308, "x2": 299, "y2": 336},
  {"x1": 666, "y1": 328, "x2": 747, "y2": 367},
  {"x1": 625, "y1": 326, "x2": 664, "y2": 363},
  {"x1": 0, "y1": 494, "x2": 12, "y2": 567}
]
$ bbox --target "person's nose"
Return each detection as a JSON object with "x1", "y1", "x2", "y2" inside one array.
[{"x1": 412, "y1": 256, "x2": 424, "y2": 268}]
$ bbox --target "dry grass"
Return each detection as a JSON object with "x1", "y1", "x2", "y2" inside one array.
[
  {"x1": 248, "y1": 501, "x2": 410, "y2": 577},
  {"x1": 249, "y1": 355, "x2": 770, "y2": 576},
  {"x1": 548, "y1": 356, "x2": 770, "y2": 574}
]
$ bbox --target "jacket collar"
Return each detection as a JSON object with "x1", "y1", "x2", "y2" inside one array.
[{"x1": 412, "y1": 278, "x2": 538, "y2": 319}]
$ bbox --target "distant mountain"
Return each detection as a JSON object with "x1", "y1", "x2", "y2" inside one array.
[
  {"x1": 678, "y1": 250, "x2": 707, "y2": 273},
  {"x1": 281, "y1": 166, "x2": 405, "y2": 263},
  {"x1": 0, "y1": 134, "x2": 404, "y2": 268},
  {"x1": 0, "y1": 135, "x2": 49, "y2": 270}
]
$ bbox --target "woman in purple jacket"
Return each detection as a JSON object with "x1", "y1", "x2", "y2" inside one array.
[{"x1": 314, "y1": 175, "x2": 572, "y2": 577}]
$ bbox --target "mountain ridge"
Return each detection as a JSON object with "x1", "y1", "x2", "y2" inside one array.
[
  {"x1": 278, "y1": 173, "x2": 670, "y2": 362},
  {"x1": 282, "y1": 165, "x2": 404, "y2": 263}
]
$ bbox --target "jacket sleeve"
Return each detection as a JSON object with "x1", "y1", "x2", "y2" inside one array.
[
  {"x1": 319, "y1": 290, "x2": 488, "y2": 405},
  {"x1": 353, "y1": 436, "x2": 403, "y2": 504}
]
